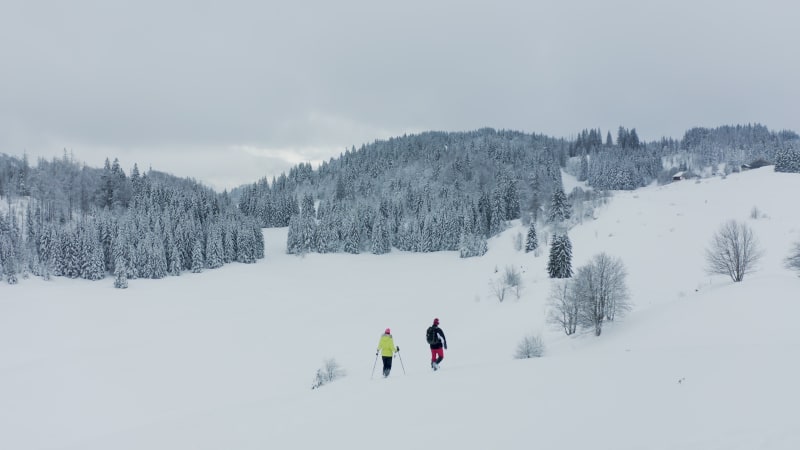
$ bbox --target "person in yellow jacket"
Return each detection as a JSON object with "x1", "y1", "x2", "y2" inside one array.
[{"x1": 376, "y1": 328, "x2": 399, "y2": 377}]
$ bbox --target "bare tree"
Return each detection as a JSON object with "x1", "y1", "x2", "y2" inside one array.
[
  {"x1": 546, "y1": 280, "x2": 579, "y2": 335},
  {"x1": 705, "y1": 220, "x2": 763, "y2": 282},
  {"x1": 574, "y1": 253, "x2": 630, "y2": 336},
  {"x1": 786, "y1": 241, "x2": 800, "y2": 274}
]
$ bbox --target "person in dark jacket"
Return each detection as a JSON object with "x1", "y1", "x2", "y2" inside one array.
[
  {"x1": 426, "y1": 318, "x2": 447, "y2": 370},
  {"x1": 376, "y1": 328, "x2": 398, "y2": 377}
]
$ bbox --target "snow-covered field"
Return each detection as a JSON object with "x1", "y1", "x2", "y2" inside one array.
[{"x1": 1, "y1": 167, "x2": 799, "y2": 450}]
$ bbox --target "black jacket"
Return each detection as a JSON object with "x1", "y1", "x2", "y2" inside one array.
[{"x1": 428, "y1": 325, "x2": 447, "y2": 350}]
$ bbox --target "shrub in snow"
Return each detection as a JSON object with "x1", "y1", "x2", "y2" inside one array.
[
  {"x1": 311, "y1": 358, "x2": 346, "y2": 390},
  {"x1": 488, "y1": 266, "x2": 524, "y2": 302},
  {"x1": 489, "y1": 278, "x2": 506, "y2": 302},
  {"x1": 513, "y1": 232, "x2": 523, "y2": 252},
  {"x1": 503, "y1": 265, "x2": 523, "y2": 299},
  {"x1": 750, "y1": 206, "x2": 764, "y2": 220},
  {"x1": 786, "y1": 241, "x2": 800, "y2": 274},
  {"x1": 514, "y1": 334, "x2": 545, "y2": 359}
]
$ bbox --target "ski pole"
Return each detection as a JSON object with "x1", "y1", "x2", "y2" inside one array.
[
  {"x1": 371, "y1": 352, "x2": 378, "y2": 379},
  {"x1": 396, "y1": 349, "x2": 406, "y2": 375}
]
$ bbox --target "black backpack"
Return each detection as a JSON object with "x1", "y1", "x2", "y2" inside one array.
[{"x1": 426, "y1": 326, "x2": 439, "y2": 345}]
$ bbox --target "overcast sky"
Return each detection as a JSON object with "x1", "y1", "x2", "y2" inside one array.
[{"x1": 1, "y1": 0, "x2": 798, "y2": 190}]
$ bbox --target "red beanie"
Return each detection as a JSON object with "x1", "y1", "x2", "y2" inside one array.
[
  {"x1": 385, "y1": 328, "x2": 391, "y2": 334},
  {"x1": 433, "y1": 318, "x2": 439, "y2": 325}
]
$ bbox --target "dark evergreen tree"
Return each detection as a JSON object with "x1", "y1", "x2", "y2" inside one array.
[
  {"x1": 524, "y1": 222, "x2": 538, "y2": 253},
  {"x1": 547, "y1": 234, "x2": 573, "y2": 278},
  {"x1": 775, "y1": 147, "x2": 800, "y2": 173},
  {"x1": 628, "y1": 129, "x2": 640, "y2": 149}
]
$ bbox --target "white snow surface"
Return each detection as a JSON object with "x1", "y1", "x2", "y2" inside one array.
[{"x1": 2, "y1": 167, "x2": 800, "y2": 450}]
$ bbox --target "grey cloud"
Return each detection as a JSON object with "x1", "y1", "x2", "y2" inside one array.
[{"x1": 2, "y1": 0, "x2": 798, "y2": 188}]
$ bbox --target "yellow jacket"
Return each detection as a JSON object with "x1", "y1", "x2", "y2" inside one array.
[{"x1": 377, "y1": 334, "x2": 396, "y2": 357}]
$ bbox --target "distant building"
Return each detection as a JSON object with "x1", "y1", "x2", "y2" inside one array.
[
  {"x1": 672, "y1": 171, "x2": 686, "y2": 181},
  {"x1": 747, "y1": 159, "x2": 771, "y2": 169}
]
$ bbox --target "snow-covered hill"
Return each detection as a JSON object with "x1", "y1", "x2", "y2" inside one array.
[{"x1": 1, "y1": 167, "x2": 799, "y2": 450}]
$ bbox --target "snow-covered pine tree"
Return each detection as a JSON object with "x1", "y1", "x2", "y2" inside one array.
[
  {"x1": 316, "y1": 211, "x2": 340, "y2": 253},
  {"x1": 166, "y1": 234, "x2": 182, "y2": 276},
  {"x1": 775, "y1": 146, "x2": 800, "y2": 173},
  {"x1": 149, "y1": 231, "x2": 168, "y2": 279},
  {"x1": 343, "y1": 216, "x2": 360, "y2": 254},
  {"x1": 371, "y1": 215, "x2": 391, "y2": 255},
  {"x1": 498, "y1": 171, "x2": 520, "y2": 220},
  {"x1": 578, "y1": 154, "x2": 589, "y2": 182},
  {"x1": 547, "y1": 187, "x2": 570, "y2": 225},
  {"x1": 205, "y1": 225, "x2": 224, "y2": 269},
  {"x1": 135, "y1": 233, "x2": 153, "y2": 279},
  {"x1": 547, "y1": 233, "x2": 573, "y2": 278},
  {"x1": 301, "y1": 193, "x2": 316, "y2": 218},
  {"x1": 113, "y1": 256, "x2": 128, "y2": 289},
  {"x1": 477, "y1": 191, "x2": 491, "y2": 237},
  {"x1": 489, "y1": 188, "x2": 506, "y2": 235},
  {"x1": 419, "y1": 216, "x2": 435, "y2": 253},
  {"x1": 79, "y1": 222, "x2": 105, "y2": 280},
  {"x1": 286, "y1": 215, "x2": 301, "y2": 254},
  {"x1": 191, "y1": 236, "x2": 204, "y2": 273},
  {"x1": 253, "y1": 223, "x2": 265, "y2": 259},
  {"x1": 458, "y1": 232, "x2": 488, "y2": 258},
  {"x1": 61, "y1": 229, "x2": 80, "y2": 278},
  {"x1": 0, "y1": 212, "x2": 21, "y2": 283},
  {"x1": 441, "y1": 209, "x2": 461, "y2": 251},
  {"x1": 286, "y1": 214, "x2": 316, "y2": 255},
  {"x1": 222, "y1": 222, "x2": 236, "y2": 263},
  {"x1": 98, "y1": 215, "x2": 115, "y2": 272},
  {"x1": 236, "y1": 225, "x2": 256, "y2": 263},
  {"x1": 525, "y1": 222, "x2": 538, "y2": 253}
]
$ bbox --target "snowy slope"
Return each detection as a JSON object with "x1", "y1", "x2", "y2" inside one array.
[{"x1": 1, "y1": 167, "x2": 799, "y2": 450}]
